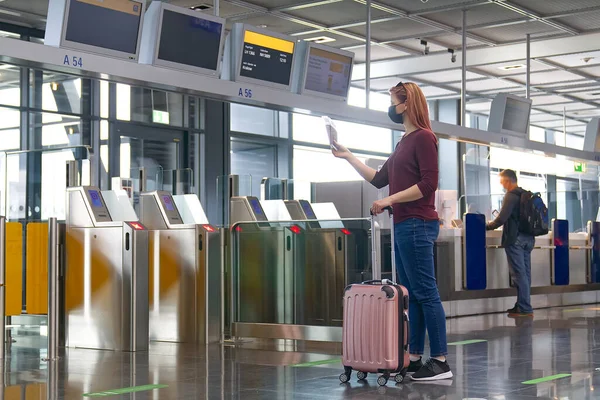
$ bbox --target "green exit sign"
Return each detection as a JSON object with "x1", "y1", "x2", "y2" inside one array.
[
  {"x1": 152, "y1": 110, "x2": 170, "y2": 125},
  {"x1": 574, "y1": 163, "x2": 586, "y2": 173}
]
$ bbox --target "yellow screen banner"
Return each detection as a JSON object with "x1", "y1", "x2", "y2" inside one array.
[
  {"x1": 76, "y1": 0, "x2": 142, "y2": 16},
  {"x1": 244, "y1": 30, "x2": 294, "y2": 54},
  {"x1": 310, "y1": 47, "x2": 352, "y2": 65}
]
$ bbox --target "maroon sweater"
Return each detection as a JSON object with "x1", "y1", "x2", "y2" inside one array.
[{"x1": 371, "y1": 129, "x2": 439, "y2": 224}]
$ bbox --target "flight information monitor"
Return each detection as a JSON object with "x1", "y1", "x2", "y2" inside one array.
[
  {"x1": 488, "y1": 93, "x2": 532, "y2": 139},
  {"x1": 293, "y1": 42, "x2": 354, "y2": 101},
  {"x1": 223, "y1": 24, "x2": 297, "y2": 91},
  {"x1": 45, "y1": 0, "x2": 145, "y2": 61},
  {"x1": 139, "y1": 2, "x2": 226, "y2": 75}
]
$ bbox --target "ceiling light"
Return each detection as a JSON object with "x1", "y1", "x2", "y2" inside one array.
[
  {"x1": 257, "y1": 24, "x2": 268, "y2": 28},
  {"x1": 498, "y1": 64, "x2": 526, "y2": 71},
  {"x1": 190, "y1": 4, "x2": 212, "y2": 10},
  {"x1": 305, "y1": 36, "x2": 336, "y2": 44}
]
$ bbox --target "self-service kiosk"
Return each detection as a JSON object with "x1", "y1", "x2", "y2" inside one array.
[
  {"x1": 139, "y1": 191, "x2": 219, "y2": 344},
  {"x1": 65, "y1": 187, "x2": 149, "y2": 351}
]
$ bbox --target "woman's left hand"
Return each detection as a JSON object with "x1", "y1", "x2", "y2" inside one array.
[{"x1": 371, "y1": 198, "x2": 393, "y2": 215}]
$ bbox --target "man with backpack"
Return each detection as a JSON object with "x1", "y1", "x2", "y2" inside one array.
[{"x1": 486, "y1": 169, "x2": 548, "y2": 317}]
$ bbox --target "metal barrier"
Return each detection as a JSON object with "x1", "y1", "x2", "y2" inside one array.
[
  {"x1": 0, "y1": 216, "x2": 5, "y2": 361},
  {"x1": 45, "y1": 218, "x2": 59, "y2": 361}
]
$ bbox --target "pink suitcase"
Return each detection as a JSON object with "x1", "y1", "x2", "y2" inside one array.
[{"x1": 339, "y1": 208, "x2": 410, "y2": 386}]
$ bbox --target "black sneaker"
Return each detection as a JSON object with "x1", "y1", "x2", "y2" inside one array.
[
  {"x1": 411, "y1": 358, "x2": 453, "y2": 381},
  {"x1": 507, "y1": 305, "x2": 518, "y2": 314},
  {"x1": 508, "y1": 309, "x2": 533, "y2": 318},
  {"x1": 407, "y1": 357, "x2": 423, "y2": 374}
]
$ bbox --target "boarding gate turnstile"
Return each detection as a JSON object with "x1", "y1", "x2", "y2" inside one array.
[
  {"x1": 139, "y1": 191, "x2": 219, "y2": 344},
  {"x1": 65, "y1": 187, "x2": 149, "y2": 351}
]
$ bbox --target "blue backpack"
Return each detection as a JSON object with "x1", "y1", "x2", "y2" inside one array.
[{"x1": 519, "y1": 191, "x2": 549, "y2": 236}]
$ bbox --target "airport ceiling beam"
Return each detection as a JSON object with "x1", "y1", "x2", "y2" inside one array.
[{"x1": 352, "y1": 32, "x2": 600, "y2": 80}]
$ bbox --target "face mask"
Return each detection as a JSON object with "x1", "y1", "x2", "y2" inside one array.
[{"x1": 388, "y1": 105, "x2": 404, "y2": 124}]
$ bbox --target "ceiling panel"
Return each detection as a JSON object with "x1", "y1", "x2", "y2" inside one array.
[
  {"x1": 543, "y1": 51, "x2": 600, "y2": 68},
  {"x1": 577, "y1": 65, "x2": 600, "y2": 77},
  {"x1": 508, "y1": 0, "x2": 600, "y2": 15},
  {"x1": 410, "y1": 69, "x2": 482, "y2": 84},
  {"x1": 554, "y1": 11, "x2": 600, "y2": 31},
  {"x1": 425, "y1": 35, "x2": 480, "y2": 49},
  {"x1": 375, "y1": 0, "x2": 477, "y2": 14},
  {"x1": 465, "y1": 78, "x2": 522, "y2": 92},
  {"x1": 171, "y1": 0, "x2": 250, "y2": 17},
  {"x1": 539, "y1": 119, "x2": 587, "y2": 128},
  {"x1": 531, "y1": 94, "x2": 571, "y2": 106},
  {"x1": 346, "y1": 18, "x2": 437, "y2": 41},
  {"x1": 353, "y1": 76, "x2": 401, "y2": 91},
  {"x1": 424, "y1": 4, "x2": 522, "y2": 29},
  {"x1": 571, "y1": 91, "x2": 600, "y2": 101},
  {"x1": 238, "y1": 0, "x2": 305, "y2": 7},
  {"x1": 388, "y1": 39, "x2": 447, "y2": 54},
  {"x1": 419, "y1": 86, "x2": 456, "y2": 97},
  {"x1": 538, "y1": 103, "x2": 597, "y2": 112},
  {"x1": 473, "y1": 61, "x2": 550, "y2": 76},
  {"x1": 470, "y1": 21, "x2": 558, "y2": 43},
  {"x1": 286, "y1": 0, "x2": 390, "y2": 26},
  {"x1": 226, "y1": 14, "x2": 313, "y2": 34},
  {"x1": 510, "y1": 70, "x2": 584, "y2": 85},
  {"x1": 530, "y1": 113, "x2": 561, "y2": 122},
  {"x1": 352, "y1": 44, "x2": 409, "y2": 62}
]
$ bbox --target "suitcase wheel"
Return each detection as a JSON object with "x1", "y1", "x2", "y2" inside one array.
[
  {"x1": 356, "y1": 371, "x2": 367, "y2": 381},
  {"x1": 394, "y1": 373, "x2": 405, "y2": 384},
  {"x1": 377, "y1": 374, "x2": 389, "y2": 386},
  {"x1": 339, "y1": 367, "x2": 352, "y2": 383}
]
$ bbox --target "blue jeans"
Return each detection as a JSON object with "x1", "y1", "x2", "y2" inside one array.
[
  {"x1": 505, "y1": 234, "x2": 535, "y2": 313},
  {"x1": 394, "y1": 219, "x2": 447, "y2": 357}
]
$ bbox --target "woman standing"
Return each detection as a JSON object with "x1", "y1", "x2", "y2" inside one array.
[{"x1": 332, "y1": 82, "x2": 452, "y2": 381}]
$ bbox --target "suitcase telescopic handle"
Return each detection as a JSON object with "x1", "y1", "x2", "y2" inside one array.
[
  {"x1": 361, "y1": 279, "x2": 394, "y2": 285},
  {"x1": 369, "y1": 206, "x2": 393, "y2": 216}
]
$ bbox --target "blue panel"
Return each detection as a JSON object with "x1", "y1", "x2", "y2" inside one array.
[
  {"x1": 553, "y1": 219, "x2": 569, "y2": 286},
  {"x1": 464, "y1": 213, "x2": 487, "y2": 290},
  {"x1": 590, "y1": 222, "x2": 600, "y2": 283}
]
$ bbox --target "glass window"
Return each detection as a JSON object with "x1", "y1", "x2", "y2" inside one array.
[
  {"x1": 566, "y1": 134, "x2": 584, "y2": 150},
  {"x1": 30, "y1": 112, "x2": 81, "y2": 147},
  {"x1": 0, "y1": 64, "x2": 21, "y2": 107},
  {"x1": 530, "y1": 125, "x2": 545, "y2": 142},
  {"x1": 293, "y1": 145, "x2": 386, "y2": 183},
  {"x1": 231, "y1": 138, "x2": 277, "y2": 196},
  {"x1": 292, "y1": 113, "x2": 392, "y2": 153},
  {"x1": 34, "y1": 71, "x2": 83, "y2": 114},
  {"x1": 230, "y1": 104, "x2": 277, "y2": 136},
  {"x1": 0, "y1": 107, "x2": 20, "y2": 150},
  {"x1": 100, "y1": 80, "x2": 109, "y2": 118},
  {"x1": 116, "y1": 84, "x2": 184, "y2": 127}
]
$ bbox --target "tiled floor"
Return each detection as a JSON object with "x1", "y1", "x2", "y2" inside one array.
[{"x1": 4, "y1": 306, "x2": 600, "y2": 399}]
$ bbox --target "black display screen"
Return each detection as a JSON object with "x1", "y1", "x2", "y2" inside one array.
[
  {"x1": 162, "y1": 195, "x2": 174, "y2": 211},
  {"x1": 158, "y1": 10, "x2": 223, "y2": 70},
  {"x1": 65, "y1": 0, "x2": 143, "y2": 55},
  {"x1": 249, "y1": 198, "x2": 264, "y2": 216},
  {"x1": 239, "y1": 30, "x2": 294, "y2": 86},
  {"x1": 88, "y1": 190, "x2": 103, "y2": 208},
  {"x1": 300, "y1": 201, "x2": 316, "y2": 219}
]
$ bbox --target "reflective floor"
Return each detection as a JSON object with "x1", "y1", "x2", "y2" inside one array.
[{"x1": 4, "y1": 306, "x2": 600, "y2": 399}]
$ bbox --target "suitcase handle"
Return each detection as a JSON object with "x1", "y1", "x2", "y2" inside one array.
[
  {"x1": 361, "y1": 279, "x2": 395, "y2": 285},
  {"x1": 369, "y1": 206, "x2": 393, "y2": 216}
]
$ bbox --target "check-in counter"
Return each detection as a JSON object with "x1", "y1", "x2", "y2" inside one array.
[{"x1": 435, "y1": 214, "x2": 600, "y2": 317}]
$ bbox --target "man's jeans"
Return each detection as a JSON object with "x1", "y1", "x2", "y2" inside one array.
[
  {"x1": 505, "y1": 234, "x2": 535, "y2": 313},
  {"x1": 394, "y1": 218, "x2": 447, "y2": 357}
]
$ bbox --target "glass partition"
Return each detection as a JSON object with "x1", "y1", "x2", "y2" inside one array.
[
  {"x1": 231, "y1": 218, "x2": 371, "y2": 327},
  {"x1": 161, "y1": 168, "x2": 194, "y2": 195},
  {"x1": 1, "y1": 147, "x2": 90, "y2": 221},
  {"x1": 216, "y1": 174, "x2": 253, "y2": 227}
]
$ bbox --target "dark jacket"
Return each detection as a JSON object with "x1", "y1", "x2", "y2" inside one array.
[{"x1": 486, "y1": 187, "x2": 526, "y2": 247}]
